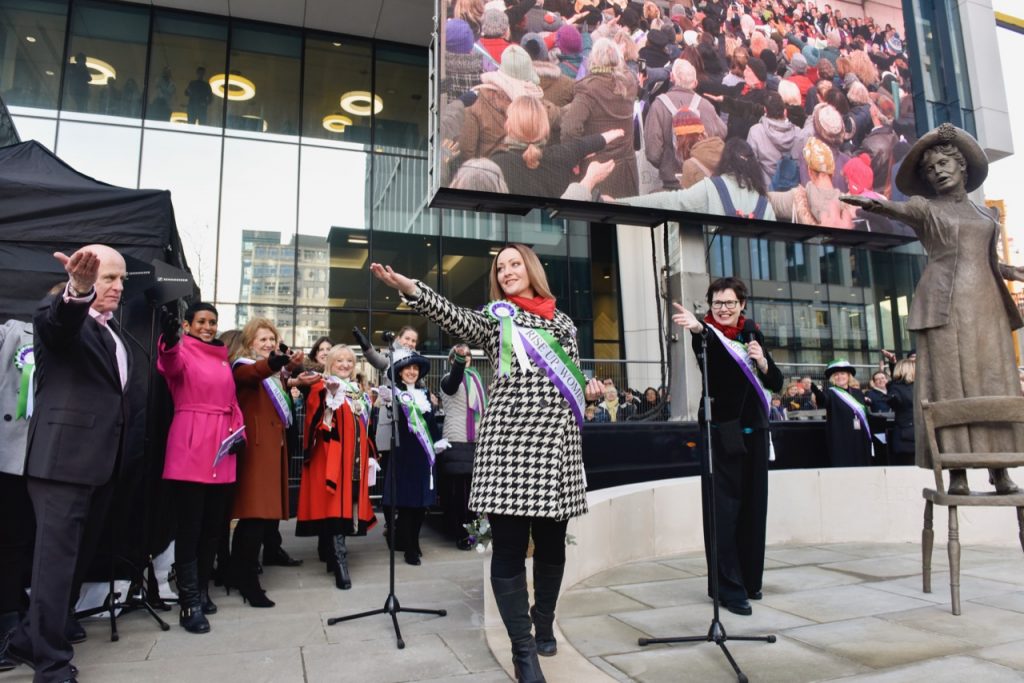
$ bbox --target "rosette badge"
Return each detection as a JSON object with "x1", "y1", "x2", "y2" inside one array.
[
  {"x1": 486, "y1": 301, "x2": 521, "y2": 376},
  {"x1": 15, "y1": 344, "x2": 35, "y2": 420}
]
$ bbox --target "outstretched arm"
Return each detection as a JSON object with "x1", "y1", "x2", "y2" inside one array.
[
  {"x1": 840, "y1": 195, "x2": 926, "y2": 227},
  {"x1": 370, "y1": 263, "x2": 492, "y2": 348},
  {"x1": 998, "y1": 263, "x2": 1024, "y2": 282}
]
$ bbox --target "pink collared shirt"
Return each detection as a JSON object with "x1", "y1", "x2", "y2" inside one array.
[{"x1": 63, "y1": 282, "x2": 128, "y2": 389}]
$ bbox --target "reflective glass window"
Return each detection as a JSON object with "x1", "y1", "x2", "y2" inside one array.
[
  {"x1": 225, "y1": 23, "x2": 301, "y2": 137},
  {"x1": 292, "y1": 305, "x2": 331, "y2": 353},
  {"x1": 440, "y1": 209, "x2": 503, "y2": 308},
  {"x1": 10, "y1": 115, "x2": 56, "y2": 148},
  {"x1": 373, "y1": 43, "x2": 427, "y2": 155},
  {"x1": 234, "y1": 304, "x2": 296, "y2": 347},
  {"x1": 146, "y1": 11, "x2": 227, "y2": 129},
  {"x1": 217, "y1": 137, "x2": 299, "y2": 303},
  {"x1": 299, "y1": 145, "x2": 368, "y2": 237},
  {"x1": 139, "y1": 128, "x2": 222, "y2": 297},
  {"x1": 508, "y1": 210, "x2": 569, "y2": 303},
  {"x1": 588, "y1": 223, "x2": 621, "y2": 358},
  {"x1": 0, "y1": 0, "x2": 68, "y2": 112},
  {"x1": 371, "y1": 153, "x2": 436, "y2": 235},
  {"x1": 325, "y1": 226, "x2": 370, "y2": 310},
  {"x1": 63, "y1": 0, "x2": 148, "y2": 120},
  {"x1": 302, "y1": 34, "x2": 371, "y2": 147},
  {"x1": 55, "y1": 120, "x2": 140, "y2": 187},
  {"x1": 370, "y1": 232, "x2": 438, "y2": 309}
]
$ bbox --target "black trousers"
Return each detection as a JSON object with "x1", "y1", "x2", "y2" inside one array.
[
  {"x1": 489, "y1": 514, "x2": 569, "y2": 579},
  {"x1": 437, "y1": 442, "x2": 474, "y2": 541},
  {"x1": 0, "y1": 473, "x2": 34, "y2": 616},
  {"x1": 232, "y1": 518, "x2": 275, "y2": 573},
  {"x1": 11, "y1": 475, "x2": 114, "y2": 683},
  {"x1": 701, "y1": 427, "x2": 769, "y2": 604},
  {"x1": 170, "y1": 481, "x2": 229, "y2": 583}
]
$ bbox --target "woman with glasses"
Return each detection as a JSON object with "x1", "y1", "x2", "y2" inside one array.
[{"x1": 672, "y1": 277, "x2": 783, "y2": 617}]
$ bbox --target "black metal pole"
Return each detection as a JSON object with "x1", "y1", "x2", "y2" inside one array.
[
  {"x1": 325, "y1": 344, "x2": 446, "y2": 648},
  {"x1": 637, "y1": 324, "x2": 775, "y2": 683}
]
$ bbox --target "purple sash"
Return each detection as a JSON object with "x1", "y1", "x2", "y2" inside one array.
[{"x1": 706, "y1": 325, "x2": 770, "y2": 417}]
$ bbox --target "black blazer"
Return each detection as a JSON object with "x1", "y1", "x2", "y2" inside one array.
[{"x1": 25, "y1": 293, "x2": 131, "y2": 486}]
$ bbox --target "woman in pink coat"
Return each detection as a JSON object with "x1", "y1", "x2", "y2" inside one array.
[{"x1": 157, "y1": 302, "x2": 244, "y2": 635}]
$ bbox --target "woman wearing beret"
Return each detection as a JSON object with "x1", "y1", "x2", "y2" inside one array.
[
  {"x1": 812, "y1": 359, "x2": 873, "y2": 468},
  {"x1": 371, "y1": 244, "x2": 604, "y2": 683},
  {"x1": 157, "y1": 302, "x2": 243, "y2": 633},
  {"x1": 381, "y1": 349, "x2": 443, "y2": 567}
]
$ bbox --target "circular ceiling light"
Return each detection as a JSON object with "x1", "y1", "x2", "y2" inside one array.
[
  {"x1": 209, "y1": 72, "x2": 256, "y2": 101},
  {"x1": 240, "y1": 114, "x2": 269, "y2": 132},
  {"x1": 322, "y1": 113, "x2": 353, "y2": 133},
  {"x1": 25, "y1": 36, "x2": 36, "y2": 43},
  {"x1": 170, "y1": 111, "x2": 189, "y2": 124},
  {"x1": 339, "y1": 90, "x2": 383, "y2": 116},
  {"x1": 69, "y1": 56, "x2": 117, "y2": 85}
]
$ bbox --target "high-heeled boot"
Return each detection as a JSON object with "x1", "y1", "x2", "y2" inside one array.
[
  {"x1": 332, "y1": 535, "x2": 352, "y2": 590},
  {"x1": 491, "y1": 573, "x2": 546, "y2": 683},
  {"x1": 232, "y1": 524, "x2": 275, "y2": 608},
  {"x1": 175, "y1": 560, "x2": 211, "y2": 634},
  {"x1": 530, "y1": 560, "x2": 564, "y2": 657},
  {"x1": 990, "y1": 468, "x2": 1020, "y2": 494}
]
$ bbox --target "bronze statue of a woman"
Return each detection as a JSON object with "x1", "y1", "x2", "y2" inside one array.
[{"x1": 843, "y1": 123, "x2": 1022, "y2": 495}]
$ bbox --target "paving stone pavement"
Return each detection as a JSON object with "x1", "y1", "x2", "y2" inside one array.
[
  {"x1": 4, "y1": 519, "x2": 1022, "y2": 682},
  {"x1": 561, "y1": 541, "x2": 1024, "y2": 682}
]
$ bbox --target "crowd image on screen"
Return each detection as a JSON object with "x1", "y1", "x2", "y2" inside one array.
[{"x1": 439, "y1": 0, "x2": 917, "y2": 235}]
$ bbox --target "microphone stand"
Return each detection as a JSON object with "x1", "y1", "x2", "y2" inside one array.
[
  {"x1": 326, "y1": 340, "x2": 446, "y2": 648},
  {"x1": 637, "y1": 324, "x2": 774, "y2": 682}
]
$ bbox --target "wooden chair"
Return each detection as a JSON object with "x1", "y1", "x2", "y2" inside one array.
[{"x1": 920, "y1": 397, "x2": 1024, "y2": 615}]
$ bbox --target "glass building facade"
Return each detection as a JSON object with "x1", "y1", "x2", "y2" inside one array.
[{"x1": 0, "y1": 0, "x2": 926, "y2": 371}]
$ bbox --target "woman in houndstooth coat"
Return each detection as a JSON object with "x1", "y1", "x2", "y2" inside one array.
[{"x1": 372, "y1": 244, "x2": 603, "y2": 683}]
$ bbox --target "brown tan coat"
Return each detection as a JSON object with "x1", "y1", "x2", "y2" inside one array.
[
  {"x1": 232, "y1": 359, "x2": 290, "y2": 520},
  {"x1": 561, "y1": 71, "x2": 639, "y2": 198}
]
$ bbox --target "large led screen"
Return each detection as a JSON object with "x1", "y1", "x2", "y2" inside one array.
[{"x1": 432, "y1": 0, "x2": 918, "y2": 237}]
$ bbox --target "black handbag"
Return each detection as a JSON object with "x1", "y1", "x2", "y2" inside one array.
[{"x1": 438, "y1": 441, "x2": 475, "y2": 476}]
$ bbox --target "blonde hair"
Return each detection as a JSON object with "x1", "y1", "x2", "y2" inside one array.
[
  {"x1": 506, "y1": 96, "x2": 549, "y2": 170},
  {"x1": 324, "y1": 344, "x2": 357, "y2": 378},
  {"x1": 777, "y1": 79, "x2": 801, "y2": 106},
  {"x1": 643, "y1": 1, "x2": 660, "y2": 21},
  {"x1": 454, "y1": 0, "x2": 484, "y2": 30},
  {"x1": 893, "y1": 357, "x2": 915, "y2": 383},
  {"x1": 488, "y1": 243, "x2": 555, "y2": 301},
  {"x1": 234, "y1": 317, "x2": 280, "y2": 362},
  {"x1": 847, "y1": 50, "x2": 879, "y2": 86},
  {"x1": 612, "y1": 28, "x2": 639, "y2": 63}
]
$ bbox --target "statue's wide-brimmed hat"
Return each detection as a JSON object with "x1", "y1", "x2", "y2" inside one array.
[
  {"x1": 895, "y1": 123, "x2": 989, "y2": 197},
  {"x1": 392, "y1": 348, "x2": 430, "y2": 377},
  {"x1": 824, "y1": 358, "x2": 856, "y2": 379}
]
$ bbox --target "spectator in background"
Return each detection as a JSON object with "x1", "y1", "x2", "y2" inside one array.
[
  {"x1": 561, "y1": 38, "x2": 639, "y2": 197},
  {"x1": 864, "y1": 370, "x2": 891, "y2": 413},
  {"x1": 887, "y1": 358, "x2": 915, "y2": 465},
  {"x1": 782, "y1": 381, "x2": 814, "y2": 412},
  {"x1": 645, "y1": 59, "x2": 727, "y2": 192},
  {"x1": 521, "y1": 32, "x2": 574, "y2": 107},
  {"x1": 478, "y1": 9, "x2": 513, "y2": 66},
  {"x1": 445, "y1": 19, "x2": 484, "y2": 101},
  {"x1": 746, "y1": 90, "x2": 799, "y2": 189},
  {"x1": 596, "y1": 385, "x2": 635, "y2": 422}
]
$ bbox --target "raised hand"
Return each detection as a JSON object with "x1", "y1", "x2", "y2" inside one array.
[
  {"x1": 369, "y1": 263, "x2": 418, "y2": 296},
  {"x1": 54, "y1": 247, "x2": 100, "y2": 294},
  {"x1": 584, "y1": 377, "x2": 605, "y2": 401},
  {"x1": 671, "y1": 302, "x2": 703, "y2": 333}
]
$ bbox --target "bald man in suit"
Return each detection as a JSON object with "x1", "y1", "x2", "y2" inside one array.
[{"x1": 6, "y1": 245, "x2": 130, "y2": 683}]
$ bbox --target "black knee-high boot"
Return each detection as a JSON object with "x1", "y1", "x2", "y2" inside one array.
[
  {"x1": 232, "y1": 521, "x2": 274, "y2": 608},
  {"x1": 492, "y1": 573, "x2": 546, "y2": 683},
  {"x1": 197, "y1": 536, "x2": 218, "y2": 614},
  {"x1": 530, "y1": 561, "x2": 564, "y2": 656},
  {"x1": 175, "y1": 560, "x2": 210, "y2": 634},
  {"x1": 332, "y1": 535, "x2": 351, "y2": 589}
]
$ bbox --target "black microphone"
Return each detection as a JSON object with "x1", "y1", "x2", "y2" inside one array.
[
  {"x1": 381, "y1": 330, "x2": 397, "y2": 344},
  {"x1": 740, "y1": 319, "x2": 759, "y2": 344}
]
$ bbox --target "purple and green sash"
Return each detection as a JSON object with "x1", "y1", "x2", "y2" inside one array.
[
  {"x1": 463, "y1": 367, "x2": 488, "y2": 441},
  {"x1": 397, "y1": 390, "x2": 435, "y2": 468},
  {"x1": 14, "y1": 344, "x2": 34, "y2": 420},
  {"x1": 829, "y1": 386, "x2": 875, "y2": 456},
  {"x1": 485, "y1": 300, "x2": 586, "y2": 427},
  {"x1": 233, "y1": 357, "x2": 293, "y2": 427},
  {"x1": 706, "y1": 325, "x2": 770, "y2": 417}
]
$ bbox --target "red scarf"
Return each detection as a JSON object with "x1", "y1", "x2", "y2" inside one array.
[
  {"x1": 703, "y1": 313, "x2": 753, "y2": 340},
  {"x1": 509, "y1": 295, "x2": 556, "y2": 320}
]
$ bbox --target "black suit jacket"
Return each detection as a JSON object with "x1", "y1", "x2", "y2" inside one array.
[{"x1": 25, "y1": 293, "x2": 131, "y2": 486}]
